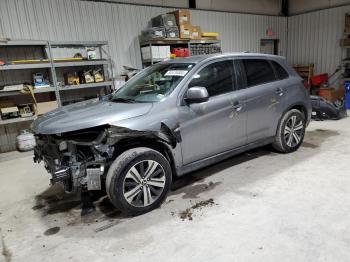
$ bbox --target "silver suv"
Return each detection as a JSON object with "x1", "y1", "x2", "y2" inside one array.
[{"x1": 32, "y1": 53, "x2": 311, "y2": 215}]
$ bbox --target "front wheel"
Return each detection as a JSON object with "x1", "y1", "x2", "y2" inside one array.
[
  {"x1": 272, "y1": 109, "x2": 306, "y2": 153},
  {"x1": 106, "y1": 147, "x2": 172, "y2": 215}
]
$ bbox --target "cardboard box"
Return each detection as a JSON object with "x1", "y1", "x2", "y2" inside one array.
[
  {"x1": 165, "y1": 26, "x2": 179, "y2": 38},
  {"x1": 0, "y1": 106, "x2": 19, "y2": 120},
  {"x1": 318, "y1": 87, "x2": 344, "y2": 102},
  {"x1": 151, "y1": 14, "x2": 177, "y2": 27},
  {"x1": 340, "y1": 38, "x2": 350, "y2": 47},
  {"x1": 191, "y1": 25, "x2": 202, "y2": 39},
  {"x1": 168, "y1": 10, "x2": 191, "y2": 25},
  {"x1": 159, "y1": 46, "x2": 171, "y2": 59},
  {"x1": 179, "y1": 24, "x2": 192, "y2": 39},
  {"x1": 35, "y1": 101, "x2": 58, "y2": 115},
  {"x1": 141, "y1": 46, "x2": 160, "y2": 59},
  {"x1": 141, "y1": 27, "x2": 166, "y2": 41}
]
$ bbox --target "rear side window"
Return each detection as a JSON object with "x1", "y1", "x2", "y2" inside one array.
[
  {"x1": 271, "y1": 61, "x2": 289, "y2": 80},
  {"x1": 188, "y1": 60, "x2": 235, "y2": 97},
  {"x1": 241, "y1": 59, "x2": 276, "y2": 87}
]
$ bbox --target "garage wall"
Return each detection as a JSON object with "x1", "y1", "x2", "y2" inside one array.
[
  {"x1": 0, "y1": 0, "x2": 287, "y2": 153},
  {"x1": 287, "y1": 5, "x2": 350, "y2": 75},
  {"x1": 0, "y1": 0, "x2": 287, "y2": 75},
  {"x1": 289, "y1": 0, "x2": 350, "y2": 15},
  {"x1": 88, "y1": 0, "x2": 282, "y2": 16}
]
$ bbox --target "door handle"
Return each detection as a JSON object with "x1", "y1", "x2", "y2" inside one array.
[
  {"x1": 275, "y1": 87, "x2": 284, "y2": 96},
  {"x1": 232, "y1": 101, "x2": 242, "y2": 111}
]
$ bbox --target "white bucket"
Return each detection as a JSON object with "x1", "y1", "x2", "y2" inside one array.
[{"x1": 16, "y1": 130, "x2": 36, "y2": 151}]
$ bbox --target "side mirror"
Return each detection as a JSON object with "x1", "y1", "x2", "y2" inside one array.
[{"x1": 185, "y1": 86, "x2": 209, "y2": 104}]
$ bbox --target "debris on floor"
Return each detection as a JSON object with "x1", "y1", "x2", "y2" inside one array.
[
  {"x1": 179, "y1": 208, "x2": 193, "y2": 221},
  {"x1": 191, "y1": 198, "x2": 215, "y2": 210},
  {"x1": 44, "y1": 227, "x2": 60, "y2": 236},
  {"x1": 178, "y1": 198, "x2": 216, "y2": 221}
]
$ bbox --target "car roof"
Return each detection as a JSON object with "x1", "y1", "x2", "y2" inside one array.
[{"x1": 162, "y1": 52, "x2": 285, "y2": 64}]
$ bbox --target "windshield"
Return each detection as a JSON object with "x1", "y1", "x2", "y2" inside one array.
[{"x1": 111, "y1": 63, "x2": 195, "y2": 103}]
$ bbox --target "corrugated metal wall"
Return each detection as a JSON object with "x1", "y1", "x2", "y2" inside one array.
[
  {"x1": 0, "y1": 0, "x2": 287, "y2": 152},
  {"x1": 288, "y1": 5, "x2": 350, "y2": 74},
  {"x1": 0, "y1": 0, "x2": 287, "y2": 74}
]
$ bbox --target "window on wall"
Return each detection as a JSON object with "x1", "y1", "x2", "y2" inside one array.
[
  {"x1": 271, "y1": 61, "x2": 289, "y2": 80},
  {"x1": 241, "y1": 59, "x2": 276, "y2": 87},
  {"x1": 188, "y1": 60, "x2": 235, "y2": 97}
]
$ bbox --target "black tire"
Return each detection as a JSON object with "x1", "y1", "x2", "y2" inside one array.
[
  {"x1": 272, "y1": 109, "x2": 306, "y2": 153},
  {"x1": 106, "y1": 147, "x2": 172, "y2": 215}
]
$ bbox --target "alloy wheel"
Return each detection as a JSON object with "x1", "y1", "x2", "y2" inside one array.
[
  {"x1": 284, "y1": 115, "x2": 304, "y2": 147},
  {"x1": 123, "y1": 160, "x2": 166, "y2": 207}
]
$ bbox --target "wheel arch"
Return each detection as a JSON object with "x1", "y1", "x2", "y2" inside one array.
[
  {"x1": 275, "y1": 103, "x2": 308, "y2": 136},
  {"x1": 111, "y1": 136, "x2": 178, "y2": 177}
]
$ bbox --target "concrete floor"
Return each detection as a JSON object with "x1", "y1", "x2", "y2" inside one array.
[{"x1": 1, "y1": 118, "x2": 350, "y2": 262}]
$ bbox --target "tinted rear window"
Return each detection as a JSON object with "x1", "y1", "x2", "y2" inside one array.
[
  {"x1": 271, "y1": 61, "x2": 289, "y2": 80},
  {"x1": 242, "y1": 59, "x2": 276, "y2": 87}
]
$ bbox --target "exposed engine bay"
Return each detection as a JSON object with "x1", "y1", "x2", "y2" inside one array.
[{"x1": 33, "y1": 124, "x2": 178, "y2": 194}]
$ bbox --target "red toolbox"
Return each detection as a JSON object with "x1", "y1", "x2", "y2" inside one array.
[
  {"x1": 171, "y1": 47, "x2": 189, "y2": 57},
  {"x1": 310, "y1": 73, "x2": 328, "y2": 86}
]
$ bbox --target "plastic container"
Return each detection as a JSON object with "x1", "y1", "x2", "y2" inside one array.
[
  {"x1": 310, "y1": 73, "x2": 328, "y2": 86},
  {"x1": 165, "y1": 26, "x2": 179, "y2": 38},
  {"x1": 141, "y1": 27, "x2": 166, "y2": 41},
  {"x1": 151, "y1": 14, "x2": 176, "y2": 27},
  {"x1": 171, "y1": 47, "x2": 189, "y2": 57},
  {"x1": 16, "y1": 130, "x2": 36, "y2": 151},
  {"x1": 345, "y1": 82, "x2": 350, "y2": 109}
]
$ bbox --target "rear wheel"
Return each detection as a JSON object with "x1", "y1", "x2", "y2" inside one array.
[
  {"x1": 106, "y1": 147, "x2": 172, "y2": 215},
  {"x1": 272, "y1": 109, "x2": 306, "y2": 153}
]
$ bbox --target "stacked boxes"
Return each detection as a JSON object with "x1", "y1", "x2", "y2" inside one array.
[
  {"x1": 151, "y1": 14, "x2": 177, "y2": 27},
  {"x1": 141, "y1": 46, "x2": 171, "y2": 60},
  {"x1": 179, "y1": 24, "x2": 192, "y2": 39},
  {"x1": 191, "y1": 26, "x2": 202, "y2": 40},
  {"x1": 168, "y1": 10, "x2": 191, "y2": 25},
  {"x1": 346, "y1": 13, "x2": 350, "y2": 33},
  {"x1": 142, "y1": 9, "x2": 206, "y2": 40},
  {"x1": 141, "y1": 27, "x2": 166, "y2": 40},
  {"x1": 151, "y1": 14, "x2": 179, "y2": 39},
  {"x1": 165, "y1": 27, "x2": 179, "y2": 38}
]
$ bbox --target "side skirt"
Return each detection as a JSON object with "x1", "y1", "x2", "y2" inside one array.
[{"x1": 176, "y1": 137, "x2": 275, "y2": 176}]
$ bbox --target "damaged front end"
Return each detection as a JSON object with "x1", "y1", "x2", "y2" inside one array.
[
  {"x1": 33, "y1": 124, "x2": 179, "y2": 194},
  {"x1": 34, "y1": 125, "x2": 115, "y2": 193}
]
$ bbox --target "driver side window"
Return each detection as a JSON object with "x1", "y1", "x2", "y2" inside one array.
[{"x1": 188, "y1": 60, "x2": 235, "y2": 97}]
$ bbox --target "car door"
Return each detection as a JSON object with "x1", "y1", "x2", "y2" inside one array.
[
  {"x1": 237, "y1": 58, "x2": 281, "y2": 143},
  {"x1": 178, "y1": 59, "x2": 247, "y2": 165}
]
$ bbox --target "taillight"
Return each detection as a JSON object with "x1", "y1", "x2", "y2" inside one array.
[{"x1": 303, "y1": 79, "x2": 309, "y2": 89}]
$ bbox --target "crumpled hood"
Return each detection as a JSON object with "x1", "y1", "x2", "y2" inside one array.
[{"x1": 31, "y1": 99, "x2": 153, "y2": 134}]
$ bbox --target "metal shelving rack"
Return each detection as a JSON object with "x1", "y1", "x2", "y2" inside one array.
[
  {"x1": 139, "y1": 38, "x2": 221, "y2": 67},
  {"x1": 0, "y1": 40, "x2": 114, "y2": 126}
]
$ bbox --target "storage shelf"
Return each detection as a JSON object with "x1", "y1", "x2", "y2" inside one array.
[
  {"x1": 0, "y1": 40, "x2": 113, "y2": 111},
  {"x1": 59, "y1": 81, "x2": 113, "y2": 91},
  {"x1": 0, "y1": 63, "x2": 51, "y2": 71},
  {"x1": 140, "y1": 38, "x2": 220, "y2": 46},
  {"x1": 0, "y1": 40, "x2": 47, "y2": 46},
  {"x1": 189, "y1": 39, "x2": 221, "y2": 44},
  {"x1": 142, "y1": 58, "x2": 167, "y2": 63},
  {"x1": 49, "y1": 41, "x2": 108, "y2": 47},
  {"x1": 0, "y1": 116, "x2": 36, "y2": 125},
  {"x1": 53, "y1": 60, "x2": 109, "y2": 67},
  {"x1": 0, "y1": 87, "x2": 56, "y2": 97},
  {"x1": 140, "y1": 39, "x2": 189, "y2": 46}
]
